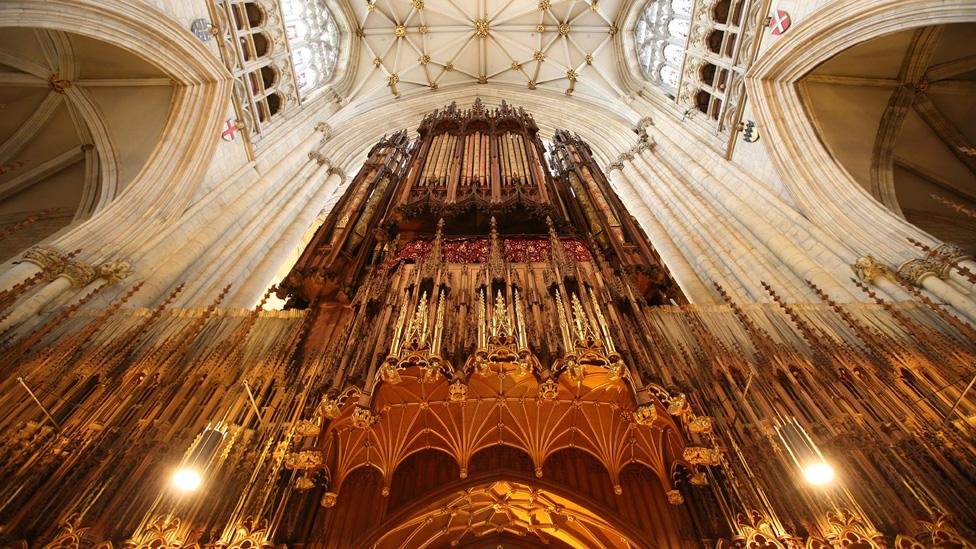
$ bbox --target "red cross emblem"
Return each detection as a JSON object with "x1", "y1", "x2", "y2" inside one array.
[
  {"x1": 221, "y1": 119, "x2": 239, "y2": 142},
  {"x1": 769, "y1": 9, "x2": 791, "y2": 35}
]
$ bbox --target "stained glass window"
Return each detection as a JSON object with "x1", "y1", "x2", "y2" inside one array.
[
  {"x1": 634, "y1": 0, "x2": 691, "y2": 94},
  {"x1": 282, "y1": 0, "x2": 339, "y2": 97}
]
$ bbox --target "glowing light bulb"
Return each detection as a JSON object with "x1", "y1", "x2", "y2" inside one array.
[
  {"x1": 803, "y1": 462, "x2": 834, "y2": 486},
  {"x1": 171, "y1": 468, "x2": 202, "y2": 492}
]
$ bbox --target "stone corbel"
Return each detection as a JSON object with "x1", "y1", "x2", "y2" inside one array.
[
  {"x1": 315, "y1": 122, "x2": 333, "y2": 140},
  {"x1": 327, "y1": 166, "x2": 347, "y2": 183},
  {"x1": 851, "y1": 255, "x2": 893, "y2": 285},
  {"x1": 308, "y1": 151, "x2": 330, "y2": 167}
]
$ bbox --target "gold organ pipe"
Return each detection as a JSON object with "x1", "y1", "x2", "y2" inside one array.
[{"x1": 16, "y1": 376, "x2": 61, "y2": 432}]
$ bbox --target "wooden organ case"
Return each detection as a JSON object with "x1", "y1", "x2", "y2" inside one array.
[{"x1": 277, "y1": 100, "x2": 718, "y2": 548}]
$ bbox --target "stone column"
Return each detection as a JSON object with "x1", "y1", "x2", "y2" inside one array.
[
  {"x1": 606, "y1": 163, "x2": 715, "y2": 304},
  {"x1": 620, "y1": 155, "x2": 744, "y2": 299},
  {"x1": 0, "y1": 258, "x2": 130, "y2": 331},
  {"x1": 634, "y1": 147, "x2": 806, "y2": 301},
  {"x1": 229, "y1": 169, "x2": 344, "y2": 307},
  {"x1": 898, "y1": 258, "x2": 976, "y2": 323},
  {"x1": 646, "y1": 125, "x2": 856, "y2": 301}
]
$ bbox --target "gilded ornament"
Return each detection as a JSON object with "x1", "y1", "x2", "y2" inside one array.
[
  {"x1": 511, "y1": 61, "x2": 522, "y2": 71},
  {"x1": 851, "y1": 255, "x2": 890, "y2": 284},
  {"x1": 690, "y1": 471, "x2": 708, "y2": 486},
  {"x1": 373, "y1": 57, "x2": 382, "y2": 67},
  {"x1": 538, "y1": 378, "x2": 558, "y2": 400},
  {"x1": 558, "y1": 23, "x2": 570, "y2": 36},
  {"x1": 528, "y1": 80, "x2": 537, "y2": 90},
  {"x1": 449, "y1": 379, "x2": 468, "y2": 401},
  {"x1": 318, "y1": 395, "x2": 341, "y2": 419},
  {"x1": 536, "y1": 24, "x2": 546, "y2": 33},
  {"x1": 295, "y1": 475, "x2": 315, "y2": 490},
  {"x1": 608, "y1": 24, "x2": 618, "y2": 36},
  {"x1": 321, "y1": 492, "x2": 338, "y2": 507},
  {"x1": 474, "y1": 19, "x2": 490, "y2": 38},
  {"x1": 428, "y1": 82, "x2": 438, "y2": 90},
  {"x1": 419, "y1": 25, "x2": 429, "y2": 34},
  {"x1": 445, "y1": 62, "x2": 454, "y2": 71},
  {"x1": 666, "y1": 489, "x2": 684, "y2": 505},
  {"x1": 295, "y1": 419, "x2": 321, "y2": 437},
  {"x1": 538, "y1": 0, "x2": 551, "y2": 9},
  {"x1": 590, "y1": 0, "x2": 599, "y2": 10},
  {"x1": 566, "y1": 69, "x2": 578, "y2": 82},
  {"x1": 632, "y1": 403, "x2": 658, "y2": 426},
  {"x1": 387, "y1": 73, "x2": 400, "y2": 86},
  {"x1": 351, "y1": 406, "x2": 377, "y2": 429},
  {"x1": 667, "y1": 393, "x2": 690, "y2": 416},
  {"x1": 419, "y1": 54, "x2": 431, "y2": 65},
  {"x1": 366, "y1": 1, "x2": 375, "y2": 12},
  {"x1": 284, "y1": 450, "x2": 322, "y2": 470},
  {"x1": 585, "y1": 54, "x2": 594, "y2": 65},
  {"x1": 688, "y1": 415, "x2": 713, "y2": 434},
  {"x1": 48, "y1": 75, "x2": 72, "y2": 93},
  {"x1": 379, "y1": 360, "x2": 403, "y2": 384},
  {"x1": 533, "y1": 51, "x2": 546, "y2": 62},
  {"x1": 478, "y1": 74, "x2": 488, "y2": 84},
  {"x1": 683, "y1": 446, "x2": 722, "y2": 466},
  {"x1": 19, "y1": 246, "x2": 68, "y2": 278},
  {"x1": 395, "y1": 25, "x2": 406, "y2": 38},
  {"x1": 62, "y1": 259, "x2": 98, "y2": 288},
  {"x1": 412, "y1": 0, "x2": 424, "y2": 9}
]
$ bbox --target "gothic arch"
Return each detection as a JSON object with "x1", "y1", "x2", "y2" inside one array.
[
  {"x1": 0, "y1": 0, "x2": 231, "y2": 264},
  {"x1": 746, "y1": 0, "x2": 976, "y2": 264}
]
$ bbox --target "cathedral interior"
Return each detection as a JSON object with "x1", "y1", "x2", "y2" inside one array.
[{"x1": 0, "y1": 0, "x2": 975, "y2": 548}]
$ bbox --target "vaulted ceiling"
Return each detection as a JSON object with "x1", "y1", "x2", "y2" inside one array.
[
  {"x1": 349, "y1": 0, "x2": 630, "y2": 105},
  {"x1": 800, "y1": 22, "x2": 976, "y2": 251}
]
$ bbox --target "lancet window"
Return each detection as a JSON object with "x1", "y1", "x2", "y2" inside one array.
[{"x1": 282, "y1": 0, "x2": 339, "y2": 97}]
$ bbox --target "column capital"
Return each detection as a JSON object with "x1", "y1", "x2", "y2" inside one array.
[
  {"x1": 932, "y1": 243, "x2": 972, "y2": 266},
  {"x1": 61, "y1": 259, "x2": 98, "y2": 288},
  {"x1": 17, "y1": 246, "x2": 68, "y2": 275},
  {"x1": 896, "y1": 257, "x2": 945, "y2": 286}
]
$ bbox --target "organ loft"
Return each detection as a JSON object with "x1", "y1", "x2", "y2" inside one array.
[{"x1": 0, "y1": 101, "x2": 975, "y2": 549}]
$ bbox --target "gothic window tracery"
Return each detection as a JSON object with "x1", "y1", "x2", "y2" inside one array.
[
  {"x1": 633, "y1": 0, "x2": 761, "y2": 137},
  {"x1": 634, "y1": 0, "x2": 692, "y2": 95},
  {"x1": 281, "y1": 0, "x2": 339, "y2": 97}
]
